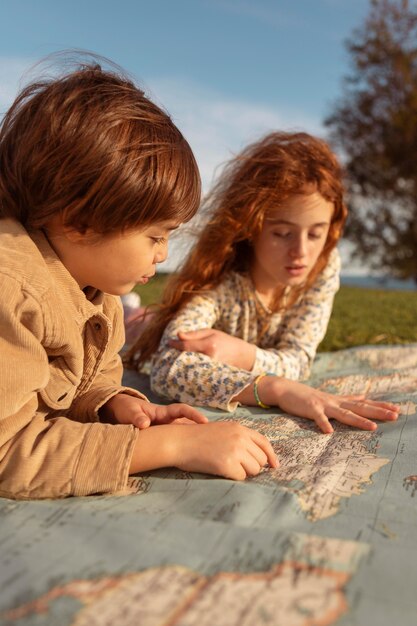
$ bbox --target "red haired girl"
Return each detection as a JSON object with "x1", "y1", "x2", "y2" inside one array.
[{"x1": 127, "y1": 132, "x2": 399, "y2": 434}]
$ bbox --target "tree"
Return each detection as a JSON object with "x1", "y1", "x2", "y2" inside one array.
[{"x1": 325, "y1": 0, "x2": 417, "y2": 282}]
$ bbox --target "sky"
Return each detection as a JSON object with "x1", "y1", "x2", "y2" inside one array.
[{"x1": 0, "y1": 0, "x2": 373, "y2": 271}]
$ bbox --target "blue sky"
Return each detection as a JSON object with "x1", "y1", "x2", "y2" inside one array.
[{"x1": 0, "y1": 0, "x2": 372, "y2": 270}]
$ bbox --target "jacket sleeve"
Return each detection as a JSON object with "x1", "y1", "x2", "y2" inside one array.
[
  {"x1": 0, "y1": 280, "x2": 138, "y2": 500},
  {"x1": 150, "y1": 293, "x2": 255, "y2": 412},
  {"x1": 70, "y1": 298, "x2": 148, "y2": 423},
  {"x1": 252, "y1": 248, "x2": 341, "y2": 380}
]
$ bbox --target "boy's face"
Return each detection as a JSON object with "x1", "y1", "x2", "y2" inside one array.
[{"x1": 48, "y1": 220, "x2": 179, "y2": 295}]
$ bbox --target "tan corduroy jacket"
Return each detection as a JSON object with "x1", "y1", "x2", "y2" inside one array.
[{"x1": 0, "y1": 218, "x2": 145, "y2": 500}]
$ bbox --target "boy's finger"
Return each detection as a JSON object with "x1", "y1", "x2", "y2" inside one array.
[
  {"x1": 240, "y1": 453, "x2": 263, "y2": 477},
  {"x1": 134, "y1": 415, "x2": 151, "y2": 429},
  {"x1": 246, "y1": 442, "x2": 268, "y2": 468},
  {"x1": 170, "y1": 404, "x2": 208, "y2": 423},
  {"x1": 249, "y1": 429, "x2": 279, "y2": 468},
  {"x1": 157, "y1": 404, "x2": 208, "y2": 424}
]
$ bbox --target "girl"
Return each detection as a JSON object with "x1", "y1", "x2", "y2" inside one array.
[
  {"x1": 127, "y1": 132, "x2": 400, "y2": 434},
  {"x1": 0, "y1": 59, "x2": 278, "y2": 499}
]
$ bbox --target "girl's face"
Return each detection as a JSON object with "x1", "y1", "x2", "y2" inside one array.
[{"x1": 250, "y1": 189, "x2": 334, "y2": 296}]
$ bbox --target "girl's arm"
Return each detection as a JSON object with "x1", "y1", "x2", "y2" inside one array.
[
  {"x1": 234, "y1": 375, "x2": 400, "y2": 433},
  {"x1": 168, "y1": 250, "x2": 340, "y2": 381},
  {"x1": 171, "y1": 249, "x2": 341, "y2": 380},
  {"x1": 150, "y1": 292, "x2": 258, "y2": 411}
]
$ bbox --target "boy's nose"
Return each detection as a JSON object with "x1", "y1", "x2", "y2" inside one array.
[{"x1": 155, "y1": 242, "x2": 168, "y2": 264}]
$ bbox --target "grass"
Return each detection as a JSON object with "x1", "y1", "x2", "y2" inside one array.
[
  {"x1": 318, "y1": 285, "x2": 417, "y2": 351},
  {"x1": 134, "y1": 274, "x2": 417, "y2": 352}
]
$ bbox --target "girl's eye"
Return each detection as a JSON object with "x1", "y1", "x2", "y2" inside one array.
[
  {"x1": 309, "y1": 232, "x2": 323, "y2": 240},
  {"x1": 151, "y1": 237, "x2": 167, "y2": 245},
  {"x1": 273, "y1": 231, "x2": 291, "y2": 238}
]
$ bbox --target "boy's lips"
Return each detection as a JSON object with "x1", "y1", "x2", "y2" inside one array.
[{"x1": 137, "y1": 273, "x2": 155, "y2": 284}]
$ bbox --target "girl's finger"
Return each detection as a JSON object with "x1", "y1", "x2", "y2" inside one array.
[
  {"x1": 169, "y1": 338, "x2": 207, "y2": 354},
  {"x1": 342, "y1": 395, "x2": 400, "y2": 412},
  {"x1": 313, "y1": 413, "x2": 334, "y2": 434},
  {"x1": 340, "y1": 400, "x2": 399, "y2": 422},
  {"x1": 327, "y1": 405, "x2": 377, "y2": 431},
  {"x1": 168, "y1": 339, "x2": 187, "y2": 350},
  {"x1": 360, "y1": 400, "x2": 400, "y2": 412}
]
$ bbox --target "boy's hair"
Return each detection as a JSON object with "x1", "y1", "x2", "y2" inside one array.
[
  {"x1": 0, "y1": 60, "x2": 201, "y2": 234},
  {"x1": 127, "y1": 131, "x2": 347, "y2": 368}
]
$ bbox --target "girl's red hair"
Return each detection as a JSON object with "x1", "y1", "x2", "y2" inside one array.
[{"x1": 127, "y1": 131, "x2": 347, "y2": 367}]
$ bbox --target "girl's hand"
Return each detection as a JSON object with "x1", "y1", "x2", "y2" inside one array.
[
  {"x1": 236, "y1": 377, "x2": 401, "y2": 434},
  {"x1": 169, "y1": 328, "x2": 256, "y2": 370},
  {"x1": 100, "y1": 393, "x2": 208, "y2": 429},
  {"x1": 129, "y1": 421, "x2": 279, "y2": 479}
]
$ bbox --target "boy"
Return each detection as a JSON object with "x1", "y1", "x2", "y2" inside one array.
[{"x1": 0, "y1": 60, "x2": 277, "y2": 499}]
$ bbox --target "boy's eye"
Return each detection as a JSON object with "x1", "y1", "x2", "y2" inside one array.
[{"x1": 151, "y1": 237, "x2": 167, "y2": 245}]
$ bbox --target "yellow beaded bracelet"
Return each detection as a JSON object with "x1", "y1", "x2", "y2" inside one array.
[{"x1": 253, "y1": 373, "x2": 271, "y2": 409}]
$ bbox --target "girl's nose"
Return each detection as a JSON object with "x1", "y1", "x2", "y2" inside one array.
[{"x1": 289, "y1": 235, "x2": 307, "y2": 258}]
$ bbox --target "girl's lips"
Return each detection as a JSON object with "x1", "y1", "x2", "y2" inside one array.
[{"x1": 285, "y1": 266, "x2": 306, "y2": 276}]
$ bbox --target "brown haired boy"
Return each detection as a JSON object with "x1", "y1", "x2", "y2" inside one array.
[{"x1": 0, "y1": 59, "x2": 277, "y2": 499}]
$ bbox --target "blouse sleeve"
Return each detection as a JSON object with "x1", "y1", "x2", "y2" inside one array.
[
  {"x1": 150, "y1": 292, "x2": 254, "y2": 412},
  {"x1": 252, "y1": 248, "x2": 341, "y2": 380}
]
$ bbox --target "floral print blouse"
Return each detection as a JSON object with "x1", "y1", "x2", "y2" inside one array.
[{"x1": 150, "y1": 248, "x2": 340, "y2": 411}]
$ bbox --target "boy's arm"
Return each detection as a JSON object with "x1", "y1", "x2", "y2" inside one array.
[
  {"x1": 0, "y1": 285, "x2": 137, "y2": 500},
  {"x1": 70, "y1": 298, "x2": 148, "y2": 423},
  {"x1": 251, "y1": 248, "x2": 341, "y2": 379}
]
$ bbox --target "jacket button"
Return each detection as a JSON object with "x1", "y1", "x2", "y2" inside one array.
[
  {"x1": 58, "y1": 393, "x2": 67, "y2": 401},
  {"x1": 94, "y1": 322, "x2": 102, "y2": 331}
]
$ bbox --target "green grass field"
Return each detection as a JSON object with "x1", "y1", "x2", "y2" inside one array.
[{"x1": 134, "y1": 274, "x2": 417, "y2": 352}]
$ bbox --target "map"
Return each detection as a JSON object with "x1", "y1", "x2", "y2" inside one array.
[
  {"x1": 0, "y1": 343, "x2": 416, "y2": 626},
  {"x1": 3, "y1": 534, "x2": 369, "y2": 626}
]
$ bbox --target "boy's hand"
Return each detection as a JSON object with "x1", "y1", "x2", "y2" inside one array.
[
  {"x1": 169, "y1": 329, "x2": 256, "y2": 370},
  {"x1": 129, "y1": 421, "x2": 279, "y2": 479},
  {"x1": 100, "y1": 393, "x2": 208, "y2": 429}
]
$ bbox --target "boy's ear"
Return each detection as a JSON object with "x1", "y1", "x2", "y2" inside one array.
[
  {"x1": 48, "y1": 214, "x2": 91, "y2": 244},
  {"x1": 63, "y1": 228, "x2": 90, "y2": 244},
  {"x1": 63, "y1": 225, "x2": 101, "y2": 245}
]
